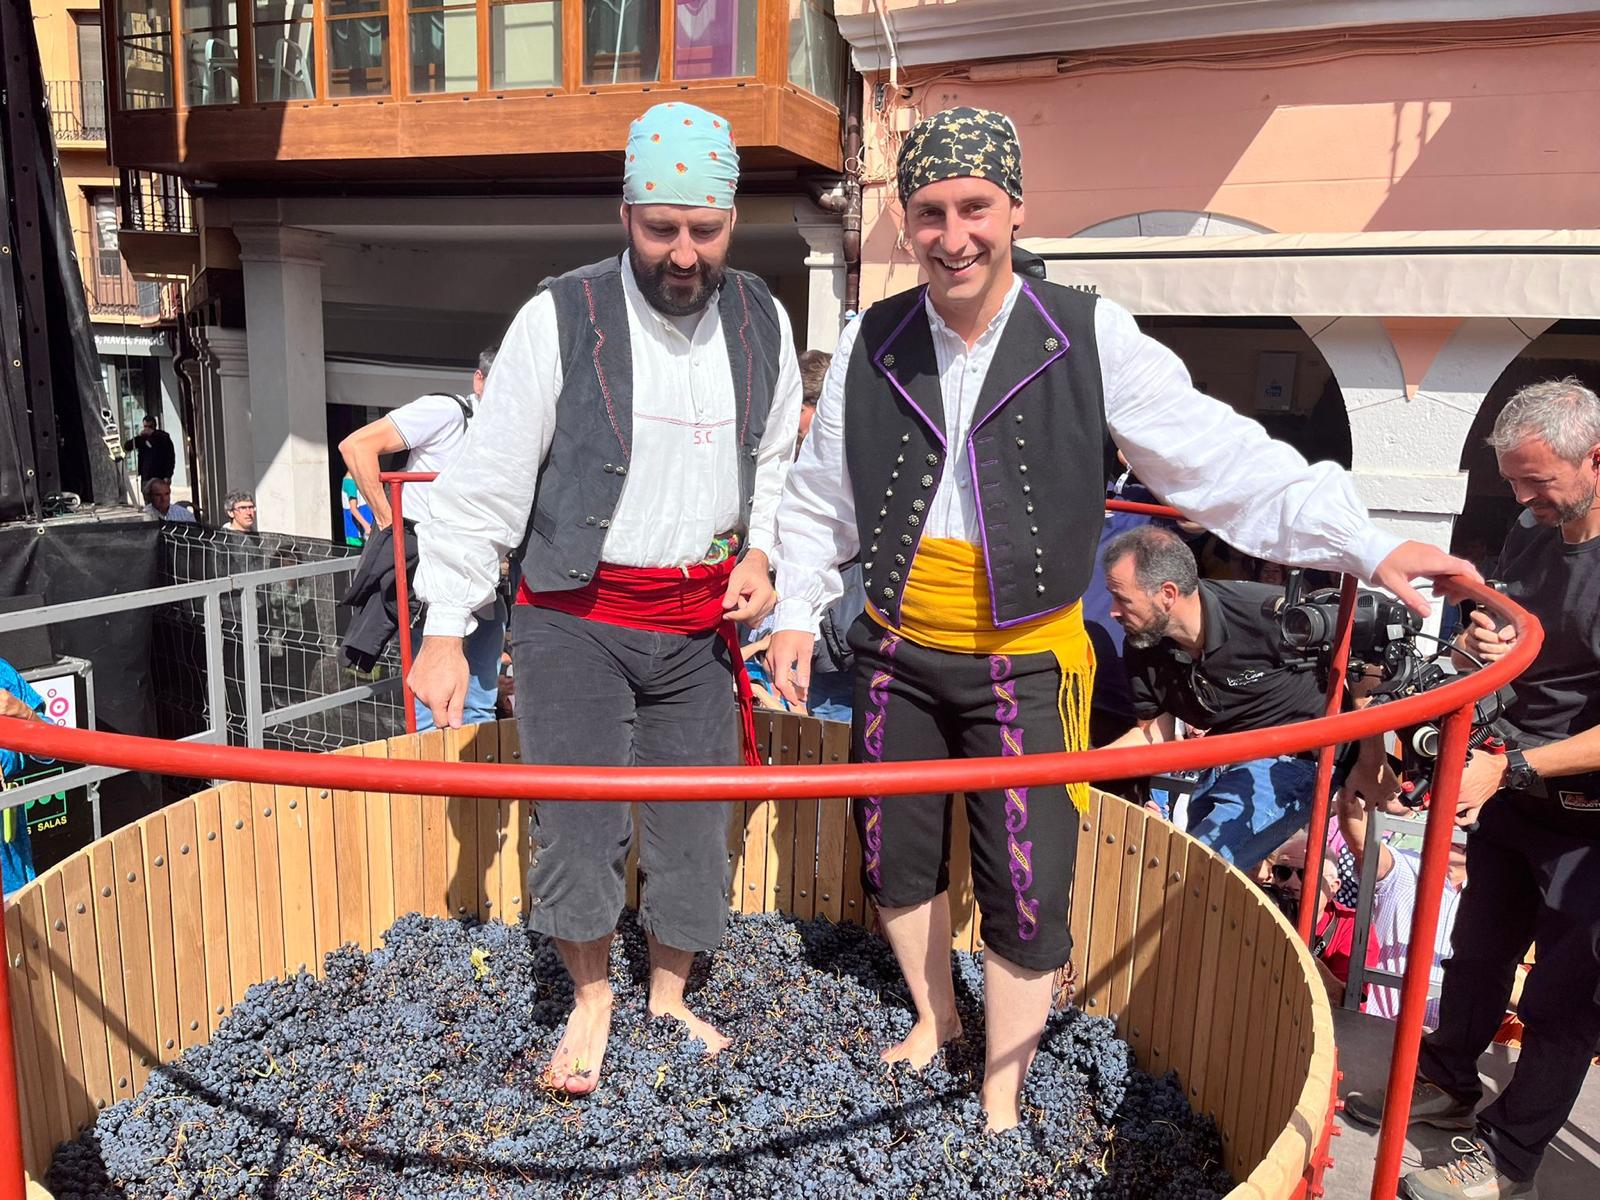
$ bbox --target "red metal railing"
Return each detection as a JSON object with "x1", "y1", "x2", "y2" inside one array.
[{"x1": 0, "y1": 486, "x2": 1542, "y2": 1200}]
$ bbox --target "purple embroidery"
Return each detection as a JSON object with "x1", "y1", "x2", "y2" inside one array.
[
  {"x1": 859, "y1": 633, "x2": 901, "y2": 889},
  {"x1": 582, "y1": 278, "x2": 630, "y2": 459},
  {"x1": 990, "y1": 654, "x2": 1039, "y2": 942}
]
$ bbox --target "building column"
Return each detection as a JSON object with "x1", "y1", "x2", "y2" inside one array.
[
  {"x1": 1296, "y1": 315, "x2": 1553, "y2": 625},
  {"x1": 234, "y1": 223, "x2": 334, "y2": 538},
  {"x1": 191, "y1": 325, "x2": 253, "y2": 522},
  {"x1": 794, "y1": 200, "x2": 846, "y2": 351}
]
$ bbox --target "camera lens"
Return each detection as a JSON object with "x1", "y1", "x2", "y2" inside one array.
[
  {"x1": 1281, "y1": 606, "x2": 1328, "y2": 649},
  {"x1": 1411, "y1": 725, "x2": 1440, "y2": 758}
]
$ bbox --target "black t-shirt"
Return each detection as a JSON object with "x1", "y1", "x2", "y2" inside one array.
[
  {"x1": 1125, "y1": 580, "x2": 1325, "y2": 736},
  {"x1": 1494, "y1": 510, "x2": 1600, "y2": 802}
]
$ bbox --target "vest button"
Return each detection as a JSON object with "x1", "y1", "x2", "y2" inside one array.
[
  {"x1": 883, "y1": 588, "x2": 895, "y2": 599},
  {"x1": 891, "y1": 470, "x2": 899, "y2": 480},
  {"x1": 1016, "y1": 438, "x2": 1025, "y2": 448},
  {"x1": 1025, "y1": 503, "x2": 1035, "y2": 514},
  {"x1": 907, "y1": 514, "x2": 920, "y2": 526},
  {"x1": 921, "y1": 475, "x2": 933, "y2": 488},
  {"x1": 884, "y1": 488, "x2": 894, "y2": 498},
  {"x1": 895, "y1": 454, "x2": 905, "y2": 465},
  {"x1": 1037, "y1": 584, "x2": 1047, "y2": 593},
  {"x1": 926, "y1": 454, "x2": 939, "y2": 466},
  {"x1": 911, "y1": 499, "x2": 925, "y2": 512},
  {"x1": 584, "y1": 516, "x2": 597, "y2": 525},
  {"x1": 1035, "y1": 547, "x2": 1043, "y2": 557},
  {"x1": 900, "y1": 433, "x2": 911, "y2": 443},
  {"x1": 1015, "y1": 414, "x2": 1024, "y2": 423},
  {"x1": 616, "y1": 465, "x2": 627, "y2": 476},
  {"x1": 603, "y1": 463, "x2": 615, "y2": 473},
  {"x1": 1034, "y1": 566, "x2": 1044, "y2": 576},
  {"x1": 878, "y1": 507, "x2": 888, "y2": 518},
  {"x1": 864, "y1": 562, "x2": 874, "y2": 571},
  {"x1": 1031, "y1": 526, "x2": 1039, "y2": 535},
  {"x1": 1019, "y1": 464, "x2": 1028, "y2": 474},
  {"x1": 895, "y1": 554, "x2": 906, "y2": 566},
  {"x1": 599, "y1": 519, "x2": 611, "y2": 528},
  {"x1": 901, "y1": 534, "x2": 913, "y2": 545},
  {"x1": 567, "y1": 569, "x2": 580, "y2": 579},
  {"x1": 869, "y1": 544, "x2": 879, "y2": 553},
  {"x1": 579, "y1": 573, "x2": 592, "y2": 582},
  {"x1": 1022, "y1": 484, "x2": 1032, "y2": 494}
]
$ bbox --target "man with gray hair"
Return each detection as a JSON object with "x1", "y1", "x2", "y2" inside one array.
[
  {"x1": 1345, "y1": 377, "x2": 1600, "y2": 1200},
  {"x1": 1098, "y1": 525, "x2": 1358, "y2": 865},
  {"x1": 221, "y1": 490, "x2": 257, "y2": 532}
]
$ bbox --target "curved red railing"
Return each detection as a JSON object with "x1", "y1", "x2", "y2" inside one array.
[{"x1": 0, "y1": 484, "x2": 1542, "y2": 1200}]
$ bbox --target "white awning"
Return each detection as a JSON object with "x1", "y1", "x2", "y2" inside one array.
[
  {"x1": 1020, "y1": 230, "x2": 1600, "y2": 320},
  {"x1": 324, "y1": 358, "x2": 471, "y2": 410}
]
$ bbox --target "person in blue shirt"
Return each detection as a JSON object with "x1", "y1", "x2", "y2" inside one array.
[{"x1": 1, "y1": 657, "x2": 46, "y2": 896}]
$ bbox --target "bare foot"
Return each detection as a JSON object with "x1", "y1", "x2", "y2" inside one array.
[
  {"x1": 544, "y1": 995, "x2": 613, "y2": 1096},
  {"x1": 982, "y1": 1087, "x2": 1023, "y2": 1133},
  {"x1": 648, "y1": 1000, "x2": 732, "y2": 1057},
  {"x1": 881, "y1": 1012, "x2": 962, "y2": 1069}
]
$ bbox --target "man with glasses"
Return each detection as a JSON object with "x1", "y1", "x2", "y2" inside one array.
[
  {"x1": 1100, "y1": 524, "x2": 1343, "y2": 867},
  {"x1": 221, "y1": 490, "x2": 258, "y2": 533}
]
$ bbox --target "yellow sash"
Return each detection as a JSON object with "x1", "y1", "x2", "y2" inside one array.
[{"x1": 867, "y1": 537, "x2": 1095, "y2": 810}]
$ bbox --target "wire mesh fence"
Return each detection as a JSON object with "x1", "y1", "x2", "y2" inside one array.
[{"x1": 153, "y1": 523, "x2": 406, "y2": 754}]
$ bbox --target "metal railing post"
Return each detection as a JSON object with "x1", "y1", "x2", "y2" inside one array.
[
  {"x1": 1368, "y1": 700, "x2": 1476, "y2": 1200},
  {"x1": 202, "y1": 591, "x2": 229, "y2": 754},
  {"x1": 1297, "y1": 574, "x2": 1359, "y2": 944},
  {"x1": 240, "y1": 581, "x2": 264, "y2": 748}
]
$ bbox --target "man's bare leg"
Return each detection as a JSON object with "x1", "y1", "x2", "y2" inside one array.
[
  {"x1": 980, "y1": 951, "x2": 1054, "y2": 1131},
  {"x1": 646, "y1": 935, "x2": 731, "y2": 1055},
  {"x1": 546, "y1": 933, "x2": 615, "y2": 1095},
  {"x1": 877, "y1": 894, "x2": 963, "y2": 1067}
]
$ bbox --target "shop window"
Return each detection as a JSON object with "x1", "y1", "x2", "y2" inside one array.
[
  {"x1": 254, "y1": 0, "x2": 316, "y2": 100},
  {"x1": 118, "y1": 0, "x2": 176, "y2": 109},
  {"x1": 584, "y1": 0, "x2": 658, "y2": 85},
  {"x1": 491, "y1": 0, "x2": 562, "y2": 89},
  {"x1": 327, "y1": 0, "x2": 391, "y2": 97},
  {"x1": 787, "y1": 0, "x2": 844, "y2": 105},
  {"x1": 673, "y1": 0, "x2": 754, "y2": 81},
  {"x1": 181, "y1": 0, "x2": 242, "y2": 105}
]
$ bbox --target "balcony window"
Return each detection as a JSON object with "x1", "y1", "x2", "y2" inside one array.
[
  {"x1": 255, "y1": 0, "x2": 316, "y2": 100},
  {"x1": 673, "y1": 0, "x2": 754, "y2": 80},
  {"x1": 410, "y1": 0, "x2": 479, "y2": 94},
  {"x1": 787, "y1": 0, "x2": 844, "y2": 105},
  {"x1": 181, "y1": 0, "x2": 242, "y2": 106},
  {"x1": 118, "y1": 0, "x2": 175, "y2": 109},
  {"x1": 584, "y1": 0, "x2": 658, "y2": 85},
  {"x1": 92, "y1": 193, "x2": 123, "y2": 280},
  {"x1": 327, "y1": 0, "x2": 391, "y2": 97},
  {"x1": 491, "y1": 0, "x2": 561, "y2": 89}
]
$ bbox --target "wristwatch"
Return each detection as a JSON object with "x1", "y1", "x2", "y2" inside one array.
[{"x1": 1503, "y1": 749, "x2": 1540, "y2": 792}]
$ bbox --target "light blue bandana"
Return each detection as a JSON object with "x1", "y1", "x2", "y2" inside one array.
[{"x1": 623, "y1": 101, "x2": 740, "y2": 209}]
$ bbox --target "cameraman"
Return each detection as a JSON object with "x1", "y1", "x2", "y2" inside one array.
[
  {"x1": 1345, "y1": 378, "x2": 1600, "y2": 1200},
  {"x1": 1100, "y1": 526, "x2": 1373, "y2": 866}
]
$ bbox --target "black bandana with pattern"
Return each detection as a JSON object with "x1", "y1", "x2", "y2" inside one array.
[{"x1": 897, "y1": 106, "x2": 1023, "y2": 206}]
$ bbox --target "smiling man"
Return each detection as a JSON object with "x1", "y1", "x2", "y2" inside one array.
[
  {"x1": 410, "y1": 101, "x2": 802, "y2": 1097},
  {"x1": 767, "y1": 105, "x2": 1474, "y2": 1132}
]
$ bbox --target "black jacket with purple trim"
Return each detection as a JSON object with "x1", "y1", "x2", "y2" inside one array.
[{"x1": 843, "y1": 279, "x2": 1106, "y2": 629}]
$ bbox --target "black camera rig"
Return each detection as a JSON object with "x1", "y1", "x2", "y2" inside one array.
[{"x1": 1267, "y1": 570, "x2": 1518, "y2": 809}]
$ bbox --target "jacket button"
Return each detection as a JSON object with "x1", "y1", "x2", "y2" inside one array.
[
  {"x1": 882, "y1": 587, "x2": 895, "y2": 599},
  {"x1": 1030, "y1": 526, "x2": 1039, "y2": 535},
  {"x1": 1034, "y1": 566, "x2": 1044, "y2": 576},
  {"x1": 901, "y1": 534, "x2": 913, "y2": 545},
  {"x1": 869, "y1": 544, "x2": 879, "y2": 553},
  {"x1": 895, "y1": 554, "x2": 906, "y2": 566},
  {"x1": 584, "y1": 516, "x2": 597, "y2": 526},
  {"x1": 1019, "y1": 464, "x2": 1028, "y2": 474},
  {"x1": 911, "y1": 499, "x2": 925, "y2": 512},
  {"x1": 567, "y1": 569, "x2": 579, "y2": 579},
  {"x1": 921, "y1": 475, "x2": 933, "y2": 487},
  {"x1": 616, "y1": 465, "x2": 627, "y2": 477},
  {"x1": 603, "y1": 463, "x2": 615, "y2": 473},
  {"x1": 864, "y1": 562, "x2": 874, "y2": 571},
  {"x1": 1037, "y1": 584, "x2": 1047, "y2": 594},
  {"x1": 879, "y1": 507, "x2": 888, "y2": 518},
  {"x1": 889, "y1": 572, "x2": 901, "y2": 583},
  {"x1": 599, "y1": 519, "x2": 611, "y2": 528},
  {"x1": 884, "y1": 488, "x2": 894, "y2": 498},
  {"x1": 579, "y1": 572, "x2": 592, "y2": 582},
  {"x1": 1016, "y1": 438, "x2": 1025, "y2": 448},
  {"x1": 926, "y1": 454, "x2": 939, "y2": 466},
  {"x1": 896, "y1": 454, "x2": 905, "y2": 465},
  {"x1": 1015, "y1": 414, "x2": 1024, "y2": 423},
  {"x1": 1035, "y1": 547, "x2": 1043, "y2": 557},
  {"x1": 872, "y1": 527, "x2": 882, "y2": 536},
  {"x1": 1022, "y1": 484, "x2": 1032, "y2": 494},
  {"x1": 907, "y1": 514, "x2": 920, "y2": 526},
  {"x1": 900, "y1": 433, "x2": 911, "y2": 444},
  {"x1": 890, "y1": 470, "x2": 899, "y2": 480},
  {"x1": 749, "y1": 447, "x2": 758, "y2": 458},
  {"x1": 1025, "y1": 503, "x2": 1035, "y2": 514}
]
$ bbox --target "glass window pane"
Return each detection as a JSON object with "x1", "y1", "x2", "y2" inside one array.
[
  {"x1": 328, "y1": 16, "x2": 391, "y2": 96},
  {"x1": 673, "y1": 0, "x2": 754, "y2": 80},
  {"x1": 93, "y1": 194, "x2": 122, "y2": 278},
  {"x1": 584, "y1": 0, "x2": 658, "y2": 85},
  {"x1": 120, "y1": 0, "x2": 173, "y2": 36},
  {"x1": 120, "y1": 35, "x2": 175, "y2": 108},
  {"x1": 410, "y1": 6, "x2": 478, "y2": 94},
  {"x1": 787, "y1": 0, "x2": 844, "y2": 105},
  {"x1": 255, "y1": 20, "x2": 316, "y2": 100},
  {"x1": 491, "y1": 0, "x2": 561, "y2": 89},
  {"x1": 183, "y1": 29, "x2": 241, "y2": 105},
  {"x1": 182, "y1": 0, "x2": 240, "y2": 28}
]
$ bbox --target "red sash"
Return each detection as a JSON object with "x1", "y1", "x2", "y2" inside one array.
[{"x1": 519, "y1": 560, "x2": 761, "y2": 768}]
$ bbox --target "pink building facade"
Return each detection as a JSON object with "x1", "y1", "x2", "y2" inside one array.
[{"x1": 824, "y1": 0, "x2": 1600, "y2": 560}]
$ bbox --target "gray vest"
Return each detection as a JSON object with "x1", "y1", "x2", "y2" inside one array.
[{"x1": 516, "y1": 256, "x2": 783, "y2": 592}]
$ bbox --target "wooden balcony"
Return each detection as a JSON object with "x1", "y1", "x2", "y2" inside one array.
[{"x1": 106, "y1": 0, "x2": 848, "y2": 186}]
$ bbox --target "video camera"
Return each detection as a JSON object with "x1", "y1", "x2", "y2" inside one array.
[{"x1": 1266, "y1": 570, "x2": 1518, "y2": 809}]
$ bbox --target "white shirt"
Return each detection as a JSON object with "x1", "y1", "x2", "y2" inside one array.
[
  {"x1": 388, "y1": 391, "x2": 473, "y2": 527},
  {"x1": 1367, "y1": 848, "x2": 1462, "y2": 1029},
  {"x1": 773, "y1": 286, "x2": 1403, "y2": 634},
  {"x1": 144, "y1": 503, "x2": 196, "y2": 523},
  {"x1": 416, "y1": 256, "x2": 804, "y2": 638}
]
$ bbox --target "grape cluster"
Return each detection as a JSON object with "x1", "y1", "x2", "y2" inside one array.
[{"x1": 49, "y1": 912, "x2": 1233, "y2": 1199}]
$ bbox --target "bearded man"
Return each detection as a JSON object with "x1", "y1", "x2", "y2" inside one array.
[{"x1": 411, "y1": 101, "x2": 802, "y2": 1094}]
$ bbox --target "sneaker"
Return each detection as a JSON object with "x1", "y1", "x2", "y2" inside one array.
[
  {"x1": 1344, "y1": 1079, "x2": 1476, "y2": 1131},
  {"x1": 1403, "y1": 1137, "x2": 1537, "y2": 1199}
]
